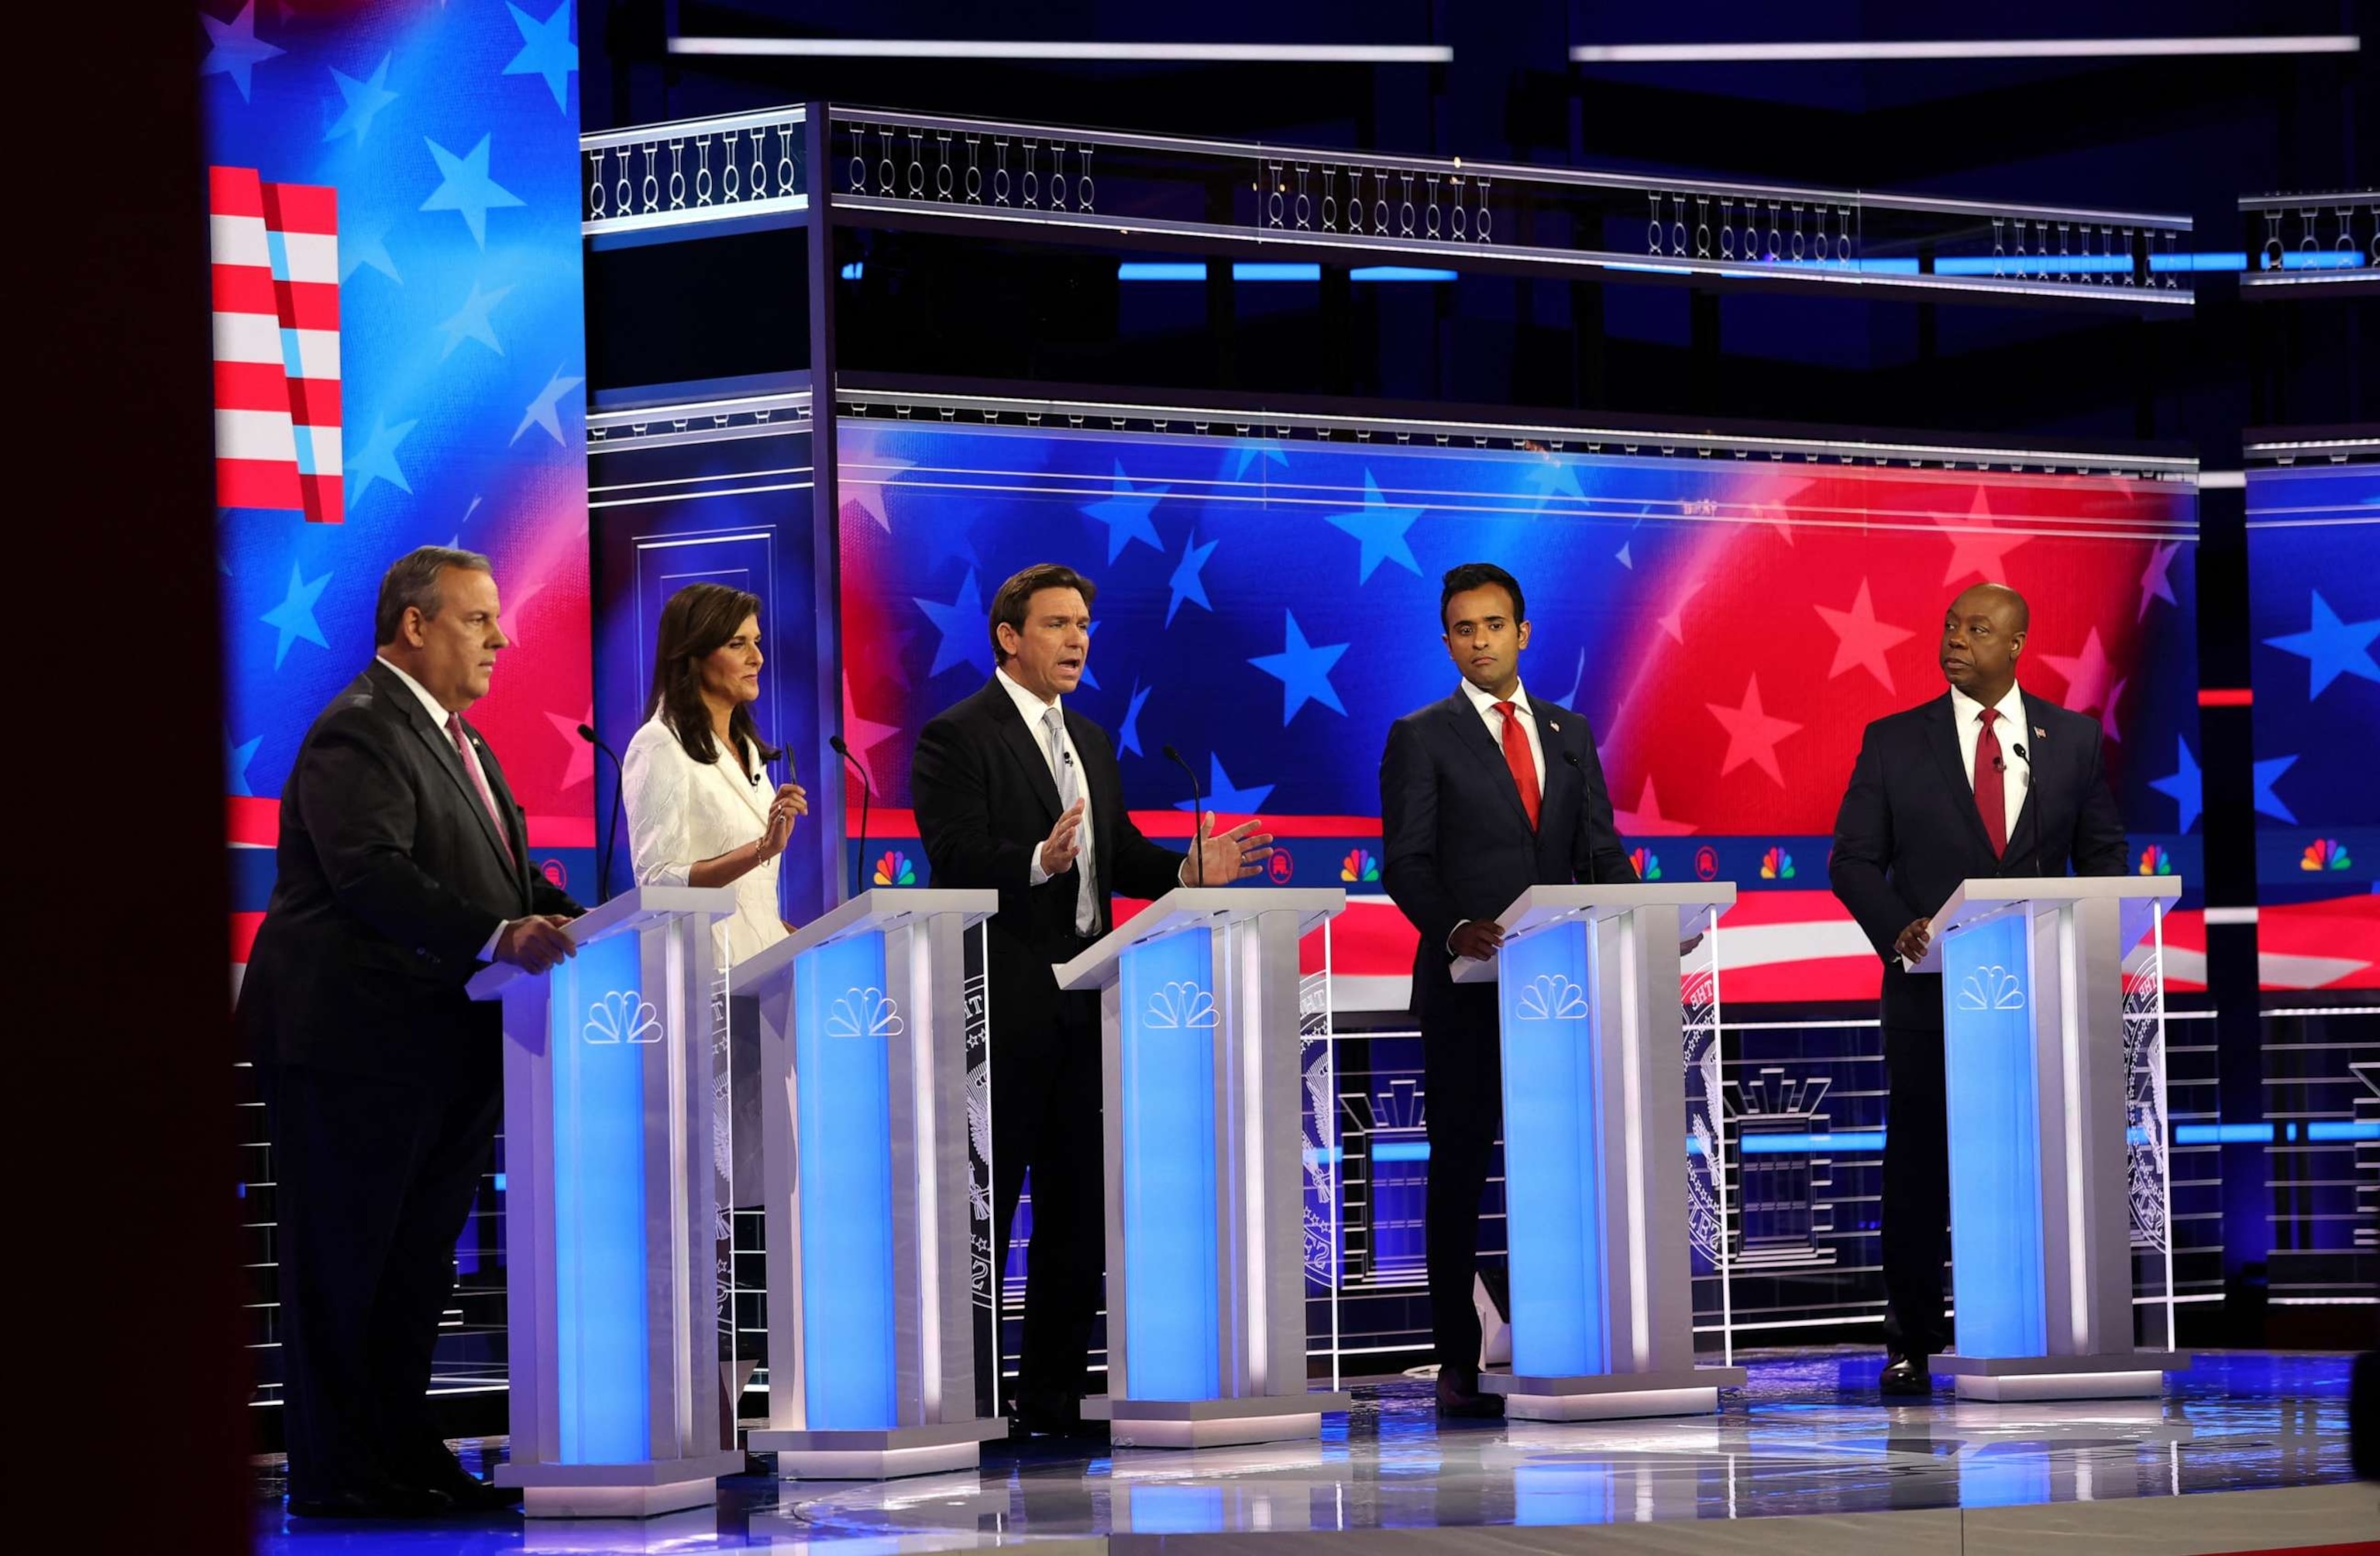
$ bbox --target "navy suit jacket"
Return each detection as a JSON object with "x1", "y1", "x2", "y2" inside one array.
[
  {"x1": 1829, "y1": 689, "x2": 2127, "y2": 1031},
  {"x1": 1379, "y1": 689, "x2": 1636, "y2": 1027}
]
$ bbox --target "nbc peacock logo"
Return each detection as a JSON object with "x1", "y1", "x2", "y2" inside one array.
[
  {"x1": 2301, "y1": 838, "x2": 2352, "y2": 871},
  {"x1": 1629, "y1": 847, "x2": 1663, "y2": 880},
  {"x1": 2138, "y1": 844, "x2": 2172, "y2": 876},
  {"x1": 872, "y1": 849, "x2": 917, "y2": 887},
  {"x1": 1760, "y1": 846, "x2": 1795, "y2": 880},
  {"x1": 1340, "y1": 847, "x2": 1380, "y2": 883}
]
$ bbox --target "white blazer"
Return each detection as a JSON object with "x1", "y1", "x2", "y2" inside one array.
[{"x1": 621, "y1": 714, "x2": 789, "y2": 969}]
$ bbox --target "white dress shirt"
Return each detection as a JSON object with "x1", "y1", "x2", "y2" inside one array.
[
  {"x1": 377, "y1": 656, "x2": 509, "y2": 960},
  {"x1": 621, "y1": 715, "x2": 789, "y2": 969},
  {"x1": 1949, "y1": 682, "x2": 2031, "y2": 843},
  {"x1": 1446, "y1": 678, "x2": 1546, "y2": 955},
  {"x1": 998, "y1": 667, "x2": 1190, "y2": 930}
]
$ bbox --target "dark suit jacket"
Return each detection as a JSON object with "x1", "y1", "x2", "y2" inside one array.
[
  {"x1": 237, "y1": 661, "x2": 580, "y2": 1080},
  {"x1": 1830, "y1": 689, "x2": 2127, "y2": 1031},
  {"x1": 1379, "y1": 689, "x2": 1637, "y2": 1027},
  {"x1": 911, "y1": 677, "x2": 1185, "y2": 1036}
]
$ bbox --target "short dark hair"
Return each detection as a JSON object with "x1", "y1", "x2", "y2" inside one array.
[
  {"x1": 1439, "y1": 562, "x2": 1526, "y2": 630},
  {"x1": 989, "y1": 563, "x2": 1097, "y2": 665},
  {"x1": 374, "y1": 545, "x2": 490, "y2": 646}
]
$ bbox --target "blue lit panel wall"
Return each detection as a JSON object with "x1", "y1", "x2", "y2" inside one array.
[
  {"x1": 1497, "y1": 922, "x2": 1610, "y2": 1378},
  {"x1": 1940, "y1": 912, "x2": 2047, "y2": 1359},
  {"x1": 1118, "y1": 927, "x2": 1222, "y2": 1400}
]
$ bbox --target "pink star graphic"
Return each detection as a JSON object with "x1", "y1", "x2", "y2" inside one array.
[
  {"x1": 2137, "y1": 541, "x2": 2180, "y2": 621},
  {"x1": 1938, "y1": 488, "x2": 2030, "y2": 586},
  {"x1": 1657, "y1": 578, "x2": 1702, "y2": 644},
  {"x1": 1706, "y1": 675, "x2": 1804, "y2": 788},
  {"x1": 2099, "y1": 677, "x2": 2127, "y2": 744},
  {"x1": 1613, "y1": 776, "x2": 1697, "y2": 836},
  {"x1": 1813, "y1": 577, "x2": 1916, "y2": 693},
  {"x1": 545, "y1": 709, "x2": 593, "y2": 789},
  {"x1": 842, "y1": 457, "x2": 913, "y2": 533},
  {"x1": 841, "y1": 673, "x2": 903, "y2": 788},
  {"x1": 2039, "y1": 627, "x2": 2117, "y2": 716}
]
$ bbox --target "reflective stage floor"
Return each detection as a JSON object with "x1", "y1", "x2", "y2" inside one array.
[{"x1": 253, "y1": 1350, "x2": 2375, "y2": 1554}]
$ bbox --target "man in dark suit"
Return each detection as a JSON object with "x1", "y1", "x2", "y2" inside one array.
[
  {"x1": 910, "y1": 562, "x2": 1273, "y2": 1434},
  {"x1": 1379, "y1": 562, "x2": 1637, "y2": 1417},
  {"x1": 1830, "y1": 582, "x2": 2127, "y2": 1398},
  {"x1": 239, "y1": 547, "x2": 582, "y2": 1518}
]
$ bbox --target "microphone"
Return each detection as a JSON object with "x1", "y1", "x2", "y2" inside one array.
[
  {"x1": 576, "y1": 724, "x2": 627, "y2": 905},
  {"x1": 829, "y1": 735, "x2": 872, "y2": 902},
  {"x1": 2009, "y1": 742, "x2": 2039, "y2": 874},
  {"x1": 1163, "y1": 744, "x2": 1205, "y2": 888}
]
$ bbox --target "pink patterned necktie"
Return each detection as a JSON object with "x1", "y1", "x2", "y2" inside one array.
[{"x1": 446, "y1": 712, "x2": 516, "y2": 867}]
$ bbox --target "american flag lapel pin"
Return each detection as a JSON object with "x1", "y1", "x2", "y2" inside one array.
[
  {"x1": 1549, "y1": 720, "x2": 1560, "y2": 732},
  {"x1": 2034, "y1": 726, "x2": 2047, "y2": 740}
]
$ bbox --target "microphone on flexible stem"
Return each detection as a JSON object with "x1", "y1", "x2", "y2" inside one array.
[
  {"x1": 1163, "y1": 744, "x2": 1205, "y2": 888},
  {"x1": 576, "y1": 725, "x2": 627, "y2": 905},
  {"x1": 2010, "y1": 742, "x2": 2039, "y2": 874},
  {"x1": 829, "y1": 735, "x2": 872, "y2": 902}
]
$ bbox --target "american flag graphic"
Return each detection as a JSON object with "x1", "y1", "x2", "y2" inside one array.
[{"x1": 209, "y1": 166, "x2": 340, "y2": 524}]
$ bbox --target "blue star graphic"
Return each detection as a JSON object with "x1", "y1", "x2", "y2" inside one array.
[
  {"x1": 1167, "y1": 526, "x2": 1219, "y2": 626},
  {"x1": 421, "y1": 135, "x2": 525, "y2": 249},
  {"x1": 340, "y1": 222, "x2": 402, "y2": 285},
  {"x1": 511, "y1": 367, "x2": 585, "y2": 445},
  {"x1": 1325, "y1": 472, "x2": 1424, "y2": 582},
  {"x1": 2148, "y1": 737, "x2": 2202, "y2": 833},
  {"x1": 1117, "y1": 680, "x2": 1152, "y2": 757},
  {"x1": 1249, "y1": 610, "x2": 1350, "y2": 724},
  {"x1": 914, "y1": 569, "x2": 993, "y2": 678},
  {"x1": 435, "y1": 279, "x2": 513, "y2": 359},
  {"x1": 1080, "y1": 621, "x2": 1101, "y2": 690},
  {"x1": 1227, "y1": 439, "x2": 1290, "y2": 481},
  {"x1": 2264, "y1": 589, "x2": 2380, "y2": 699},
  {"x1": 1173, "y1": 755, "x2": 1275, "y2": 816},
  {"x1": 1528, "y1": 458, "x2": 1587, "y2": 509},
  {"x1": 201, "y1": 2, "x2": 284, "y2": 103},
  {"x1": 261, "y1": 563, "x2": 331, "y2": 671},
  {"x1": 505, "y1": 2, "x2": 580, "y2": 112},
  {"x1": 325, "y1": 54, "x2": 397, "y2": 144},
  {"x1": 345, "y1": 415, "x2": 418, "y2": 509},
  {"x1": 225, "y1": 728, "x2": 263, "y2": 796},
  {"x1": 1082, "y1": 462, "x2": 1168, "y2": 563},
  {"x1": 2252, "y1": 754, "x2": 2299, "y2": 823}
]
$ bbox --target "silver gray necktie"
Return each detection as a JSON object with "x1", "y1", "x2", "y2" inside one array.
[{"x1": 1044, "y1": 706, "x2": 1097, "y2": 935}]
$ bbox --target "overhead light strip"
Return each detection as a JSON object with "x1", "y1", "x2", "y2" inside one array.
[
  {"x1": 1571, "y1": 36, "x2": 2360, "y2": 64},
  {"x1": 672, "y1": 39, "x2": 1453, "y2": 63}
]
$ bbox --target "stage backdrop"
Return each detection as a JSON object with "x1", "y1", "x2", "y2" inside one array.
[
  {"x1": 834, "y1": 420, "x2": 2203, "y2": 1005},
  {"x1": 2247, "y1": 462, "x2": 2380, "y2": 991},
  {"x1": 205, "y1": 0, "x2": 588, "y2": 1413}
]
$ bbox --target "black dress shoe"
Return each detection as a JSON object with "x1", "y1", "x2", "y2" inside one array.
[
  {"x1": 287, "y1": 1481, "x2": 455, "y2": 1520},
  {"x1": 1879, "y1": 1352, "x2": 1934, "y2": 1398},
  {"x1": 1435, "y1": 1372, "x2": 1505, "y2": 1420}
]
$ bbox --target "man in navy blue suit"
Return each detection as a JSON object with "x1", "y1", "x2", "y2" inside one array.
[
  {"x1": 1379, "y1": 562, "x2": 1637, "y2": 1417},
  {"x1": 1830, "y1": 582, "x2": 2127, "y2": 1398}
]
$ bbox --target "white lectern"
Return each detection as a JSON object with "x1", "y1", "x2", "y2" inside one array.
[
  {"x1": 734, "y1": 888, "x2": 1008, "y2": 1479},
  {"x1": 466, "y1": 885, "x2": 746, "y2": 1518},
  {"x1": 1453, "y1": 884, "x2": 1747, "y2": 1420},
  {"x1": 1908, "y1": 875, "x2": 2189, "y2": 1401},
  {"x1": 1054, "y1": 888, "x2": 1350, "y2": 1448}
]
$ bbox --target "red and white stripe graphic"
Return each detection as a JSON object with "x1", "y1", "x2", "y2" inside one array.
[{"x1": 210, "y1": 167, "x2": 341, "y2": 524}]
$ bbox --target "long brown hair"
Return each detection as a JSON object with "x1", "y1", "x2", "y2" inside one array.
[{"x1": 646, "y1": 583, "x2": 783, "y2": 770}]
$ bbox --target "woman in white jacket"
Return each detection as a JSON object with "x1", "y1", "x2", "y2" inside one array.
[{"x1": 621, "y1": 582, "x2": 808, "y2": 968}]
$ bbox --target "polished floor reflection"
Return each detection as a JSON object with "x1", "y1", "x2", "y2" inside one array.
[{"x1": 252, "y1": 1349, "x2": 2366, "y2": 1554}]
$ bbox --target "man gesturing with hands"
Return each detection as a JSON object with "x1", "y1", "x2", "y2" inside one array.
[{"x1": 911, "y1": 563, "x2": 1271, "y2": 1437}]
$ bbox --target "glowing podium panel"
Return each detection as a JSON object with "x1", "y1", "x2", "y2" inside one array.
[
  {"x1": 467, "y1": 885, "x2": 746, "y2": 1518},
  {"x1": 734, "y1": 888, "x2": 1006, "y2": 1479},
  {"x1": 1452, "y1": 884, "x2": 1747, "y2": 1420},
  {"x1": 1909, "y1": 876, "x2": 2189, "y2": 1402},
  {"x1": 1055, "y1": 888, "x2": 1350, "y2": 1449}
]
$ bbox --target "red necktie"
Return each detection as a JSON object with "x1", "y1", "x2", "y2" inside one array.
[
  {"x1": 1972, "y1": 706, "x2": 2007, "y2": 857},
  {"x1": 448, "y1": 712, "x2": 517, "y2": 867},
  {"x1": 1495, "y1": 700, "x2": 1542, "y2": 831}
]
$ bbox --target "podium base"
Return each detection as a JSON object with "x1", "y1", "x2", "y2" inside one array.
[
  {"x1": 749, "y1": 1418, "x2": 1009, "y2": 1480},
  {"x1": 1484, "y1": 1366, "x2": 1747, "y2": 1422},
  {"x1": 497, "y1": 1448, "x2": 747, "y2": 1519},
  {"x1": 1939, "y1": 1352, "x2": 2189, "y2": 1402},
  {"x1": 1085, "y1": 1392, "x2": 1353, "y2": 1450}
]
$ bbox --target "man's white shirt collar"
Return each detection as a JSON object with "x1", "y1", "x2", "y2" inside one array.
[
  {"x1": 1459, "y1": 678, "x2": 1532, "y2": 716},
  {"x1": 377, "y1": 655, "x2": 458, "y2": 730},
  {"x1": 1950, "y1": 680, "x2": 2026, "y2": 730},
  {"x1": 996, "y1": 665, "x2": 1063, "y2": 727}
]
